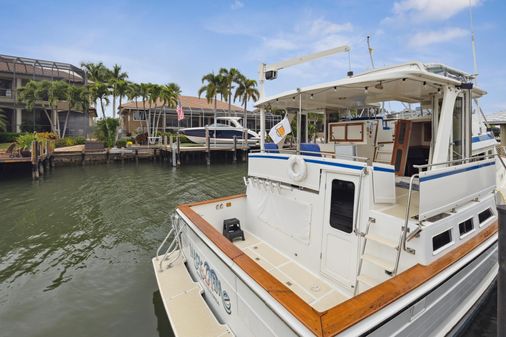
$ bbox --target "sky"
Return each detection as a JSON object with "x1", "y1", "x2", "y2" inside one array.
[{"x1": 0, "y1": 0, "x2": 505, "y2": 116}]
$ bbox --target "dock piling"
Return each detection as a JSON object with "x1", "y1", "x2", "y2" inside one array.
[
  {"x1": 498, "y1": 205, "x2": 506, "y2": 337},
  {"x1": 233, "y1": 136, "x2": 237, "y2": 162},
  {"x1": 205, "y1": 127, "x2": 210, "y2": 166},
  {"x1": 177, "y1": 134, "x2": 181, "y2": 167}
]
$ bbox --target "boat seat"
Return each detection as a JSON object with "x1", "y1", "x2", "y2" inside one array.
[
  {"x1": 223, "y1": 218, "x2": 245, "y2": 242},
  {"x1": 301, "y1": 143, "x2": 322, "y2": 157},
  {"x1": 264, "y1": 143, "x2": 279, "y2": 153}
]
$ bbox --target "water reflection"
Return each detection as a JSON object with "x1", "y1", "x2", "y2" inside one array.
[
  {"x1": 0, "y1": 162, "x2": 246, "y2": 337},
  {"x1": 153, "y1": 291, "x2": 174, "y2": 337}
]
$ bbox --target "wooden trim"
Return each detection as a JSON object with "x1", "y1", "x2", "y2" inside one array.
[
  {"x1": 328, "y1": 122, "x2": 365, "y2": 143},
  {"x1": 178, "y1": 199, "x2": 323, "y2": 336},
  {"x1": 177, "y1": 194, "x2": 498, "y2": 337},
  {"x1": 320, "y1": 221, "x2": 497, "y2": 336}
]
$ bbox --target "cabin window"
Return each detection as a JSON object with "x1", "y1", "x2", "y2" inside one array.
[
  {"x1": 432, "y1": 229, "x2": 453, "y2": 253},
  {"x1": 329, "y1": 179, "x2": 355, "y2": 233},
  {"x1": 478, "y1": 208, "x2": 493, "y2": 224},
  {"x1": 458, "y1": 218, "x2": 474, "y2": 237}
]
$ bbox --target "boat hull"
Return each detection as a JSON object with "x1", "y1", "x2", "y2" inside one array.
[
  {"x1": 181, "y1": 128, "x2": 259, "y2": 145},
  {"x1": 159, "y1": 211, "x2": 498, "y2": 337}
]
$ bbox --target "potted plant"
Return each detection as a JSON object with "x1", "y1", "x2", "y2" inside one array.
[{"x1": 16, "y1": 133, "x2": 36, "y2": 157}]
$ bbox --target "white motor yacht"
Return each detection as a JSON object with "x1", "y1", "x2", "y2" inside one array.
[
  {"x1": 180, "y1": 117, "x2": 260, "y2": 145},
  {"x1": 153, "y1": 62, "x2": 502, "y2": 337}
]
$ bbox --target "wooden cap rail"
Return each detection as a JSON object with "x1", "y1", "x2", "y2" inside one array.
[{"x1": 180, "y1": 195, "x2": 498, "y2": 337}]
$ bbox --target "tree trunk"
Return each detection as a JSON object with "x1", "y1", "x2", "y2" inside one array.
[
  {"x1": 112, "y1": 85, "x2": 116, "y2": 119},
  {"x1": 115, "y1": 95, "x2": 122, "y2": 143},
  {"x1": 100, "y1": 98, "x2": 110, "y2": 145},
  {"x1": 43, "y1": 107, "x2": 56, "y2": 136},
  {"x1": 228, "y1": 89, "x2": 232, "y2": 116},
  {"x1": 213, "y1": 96, "x2": 217, "y2": 141},
  {"x1": 62, "y1": 108, "x2": 70, "y2": 138}
]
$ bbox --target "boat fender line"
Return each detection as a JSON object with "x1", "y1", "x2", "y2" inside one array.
[{"x1": 287, "y1": 155, "x2": 307, "y2": 182}]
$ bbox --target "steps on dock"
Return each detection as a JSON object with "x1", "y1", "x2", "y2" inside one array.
[{"x1": 152, "y1": 254, "x2": 234, "y2": 337}]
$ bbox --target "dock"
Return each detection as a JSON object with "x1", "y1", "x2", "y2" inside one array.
[{"x1": 0, "y1": 140, "x2": 55, "y2": 179}]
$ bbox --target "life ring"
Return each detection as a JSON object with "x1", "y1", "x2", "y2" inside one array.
[{"x1": 287, "y1": 155, "x2": 307, "y2": 182}]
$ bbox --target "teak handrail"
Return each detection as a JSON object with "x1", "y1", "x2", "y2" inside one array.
[{"x1": 179, "y1": 195, "x2": 498, "y2": 337}]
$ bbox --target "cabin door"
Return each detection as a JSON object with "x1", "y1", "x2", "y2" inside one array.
[
  {"x1": 320, "y1": 172, "x2": 360, "y2": 290},
  {"x1": 391, "y1": 119, "x2": 412, "y2": 176}
]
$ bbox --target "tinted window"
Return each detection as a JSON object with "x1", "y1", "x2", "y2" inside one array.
[
  {"x1": 478, "y1": 209, "x2": 493, "y2": 224},
  {"x1": 329, "y1": 179, "x2": 355, "y2": 233},
  {"x1": 433, "y1": 230, "x2": 452, "y2": 252},
  {"x1": 459, "y1": 218, "x2": 474, "y2": 236}
]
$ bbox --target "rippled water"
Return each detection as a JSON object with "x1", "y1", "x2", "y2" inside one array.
[
  {"x1": 0, "y1": 162, "x2": 247, "y2": 337},
  {"x1": 0, "y1": 162, "x2": 496, "y2": 336}
]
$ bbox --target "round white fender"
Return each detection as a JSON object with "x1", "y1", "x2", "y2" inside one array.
[{"x1": 287, "y1": 155, "x2": 307, "y2": 182}]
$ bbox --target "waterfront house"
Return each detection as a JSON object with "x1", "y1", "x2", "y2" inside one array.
[
  {"x1": 119, "y1": 95, "x2": 282, "y2": 135},
  {"x1": 0, "y1": 54, "x2": 96, "y2": 135}
]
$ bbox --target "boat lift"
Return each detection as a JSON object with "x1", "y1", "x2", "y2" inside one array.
[{"x1": 257, "y1": 45, "x2": 351, "y2": 152}]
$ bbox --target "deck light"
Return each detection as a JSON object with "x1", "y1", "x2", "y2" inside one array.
[
  {"x1": 374, "y1": 82, "x2": 383, "y2": 90},
  {"x1": 292, "y1": 96, "x2": 295, "y2": 100},
  {"x1": 333, "y1": 86, "x2": 337, "y2": 92},
  {"x1": 364, "y1": 87, "x2": 368, "y2": 94},
  {"x1": 423, "y1": 81, "x2": 427, "y2": 88},
  {"x1": 310, "y1": 94, "x2": 314, "y2": 99}
]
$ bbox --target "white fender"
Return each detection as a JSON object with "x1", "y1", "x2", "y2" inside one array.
[{"x1": 287, "y1": 155, "x2": 307, "y2": 182}]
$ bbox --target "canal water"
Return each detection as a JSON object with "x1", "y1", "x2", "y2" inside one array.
[{"x1": 0, "y1": 162, "x2": 496, "y2": 336}]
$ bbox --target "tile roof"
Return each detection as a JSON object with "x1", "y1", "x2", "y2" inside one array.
[{"x1": 120, "y1": 95, "x2": 244, "y2": 112}]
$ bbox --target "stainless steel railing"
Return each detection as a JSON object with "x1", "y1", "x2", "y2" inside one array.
[{"x1": 156, "y1": 213, "x2": 184, "y2": 271}]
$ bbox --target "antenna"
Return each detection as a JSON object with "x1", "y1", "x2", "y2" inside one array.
[
  {"x1": 367, "y1": 36, "x2": 375, "y2": 69},
  {"x1": 469, "y1": 0, "x2": 478, "y2": 83}
]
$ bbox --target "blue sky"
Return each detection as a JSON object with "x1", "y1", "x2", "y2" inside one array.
[{"x1": 0, "y1": 0, "x2": 505, "y2": 115}]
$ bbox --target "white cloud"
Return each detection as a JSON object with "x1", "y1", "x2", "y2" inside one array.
[
  {"x1": 230, "y1": 0, "x2": 244, "y2": 10},
  {"x1": 392, "y1": 0, "x2": 481, "y2": 21},
  {"x1": 409, "y1": 27, "x2": 469, "y2": 47}
]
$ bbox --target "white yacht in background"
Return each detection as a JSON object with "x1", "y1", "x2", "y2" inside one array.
[
  {"x1": 153, "y1": 62, "x2": 501, "y2": 337},
  {"x1": 180, "y1": 116, "x2": 260, "y2": 145}
]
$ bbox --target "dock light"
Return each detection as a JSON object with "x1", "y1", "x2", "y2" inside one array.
[{"x1": 364, "y1": 87, "x2": 368, "y2": 94}]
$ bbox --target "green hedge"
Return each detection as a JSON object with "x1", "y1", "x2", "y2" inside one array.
[{"x1": 0, "y1": 132, "x2": 20, "y2": 143}]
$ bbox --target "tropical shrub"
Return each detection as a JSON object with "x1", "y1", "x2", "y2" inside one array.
[
  {"x1": 135, "y1": 132, "x2": 148, "y2": 145},
  {"x1": 54, "y1": 136, "x2": 87, "y2": 148},
  {"x1": 115, "y1": 139, "x2": 127, "y2": 148},
  {"x1": 95, "y1": 118, "x2": 120, "y2": 147},
  {"x1": 16, "y1": 133, "x2": 36, "y2": 150},
  {"x1": 0, "y1": 132, "x2": 20, "y2": 143}
]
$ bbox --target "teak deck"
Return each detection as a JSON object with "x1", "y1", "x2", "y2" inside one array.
[{"x1": 179, "y1": 194, "x2": 498, "y2": 337}]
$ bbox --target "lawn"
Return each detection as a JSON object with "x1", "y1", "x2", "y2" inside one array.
[{"x1": 0, "y1": 143, "x2": 12, "y2": 150}]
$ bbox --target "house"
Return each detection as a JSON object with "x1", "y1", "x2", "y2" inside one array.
[
  {"x1": 0, "y1": 54, "x2": 96, "y2": 136},
  {"x1": 119, "y1": 95, "x2": 281, "y2": 135}
]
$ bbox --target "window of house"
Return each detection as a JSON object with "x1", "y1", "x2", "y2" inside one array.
[
  {"x1": 432, "y1": 229, "x2": 453, "y2": 253},
  {"x1": 478, "y1": 208, "x2": 493, "y2": 224},
  {"x1": 133, "y1": 110, "x2": 145, "y2": 121},
  {"x1": 329, "y1": 179, "x2": 355, "y2": 233},
  {"x1": 458, "y1": 218, "x2": 474, "y2": 237}
]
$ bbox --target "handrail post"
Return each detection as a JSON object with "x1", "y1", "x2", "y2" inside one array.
[{"x1": 393, "y1": 173, "x2": 419, "y2": 275}]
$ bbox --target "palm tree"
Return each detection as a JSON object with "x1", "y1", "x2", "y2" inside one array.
[
  {"x1": 198, "y1": 72, "x2": 222, "y2": 137},
  {"x1": 81, "y1": 62, "x2": 110, "y2": 83},
  {"x1": 89, "y1": 81, "x2": 111, "y2": 139},
  {"x1": 18, "y1": 80, "x2": 66, "y2": 137},
  {"x1": 234, "y1": 75, "x2": 259, "y2": 129},
  {"x1": 157, "y1": 83, "x2": 181, "y2": 132},
  {"x1": 148, "y1": 84, "x2": 161, "y2": 137},
  {"x1": 138, "y1": 83, "x2": 151, "y2": 136},
  {"x1": 62, "y1": 84, "x2": 89, "y2": 138},
  {"x1": 109, "y1": 64, "x2": 128, "y2": 118},
  {"x1": 219, "y1": 68, "x2": 242, "y2": 116}
]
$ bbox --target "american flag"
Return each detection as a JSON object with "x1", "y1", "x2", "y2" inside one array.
[{"x1": 176, "y1": 101, "x2": 184, "y2": 121}]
